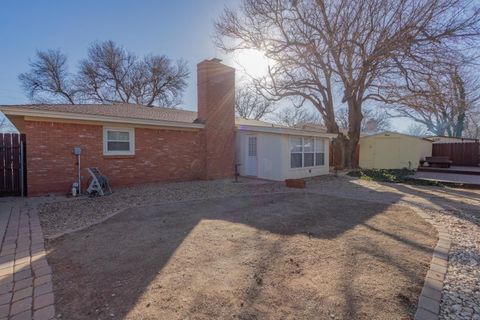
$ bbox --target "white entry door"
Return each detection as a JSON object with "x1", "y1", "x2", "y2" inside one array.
[{"x1": 246, "y1": 136, "x2": 258, "y2": 176}]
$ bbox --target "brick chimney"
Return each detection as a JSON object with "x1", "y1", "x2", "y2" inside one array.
[{"x1": 197, "y1": 58, "x2": 235, "y2": 179}]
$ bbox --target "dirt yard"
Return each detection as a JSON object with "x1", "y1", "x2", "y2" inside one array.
[{"x1": 46, "y1": 192, "x2": 437, "y2": 320}]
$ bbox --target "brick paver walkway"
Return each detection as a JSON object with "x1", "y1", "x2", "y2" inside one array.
[{"x1": 0, "y1": 204, "x2": 54, "y2": 320}]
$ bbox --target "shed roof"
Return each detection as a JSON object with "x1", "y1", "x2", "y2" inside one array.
[{"x1": 361, "y1": 131, "x2": 433, "y2": 142}]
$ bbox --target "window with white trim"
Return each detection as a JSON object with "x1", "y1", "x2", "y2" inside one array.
[
  {"x1": 303, "y1": 137, "x2": 314, "y2": 167},
  {"x1": 248, "y1": 136, "x2": 257, "y2": 157},
  {"x1": 290, "y1": 136, "x2": 326, "y2": 168},
  {"x1": 290, "y1": 137, "x2": 303, "y2": 168},
  {"x1": 315, "y1": 138, "x2": 325, "y2": 166},
  {"x1": 103, "y1": 127, "x2": 135, "y2": 155}
]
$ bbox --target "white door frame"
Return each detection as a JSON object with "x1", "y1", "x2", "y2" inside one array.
[{"x1": 245, "y1": 135, "x2": 258, "y2": 176}]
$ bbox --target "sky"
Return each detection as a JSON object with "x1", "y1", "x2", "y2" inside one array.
[
  {"x1": 0, "y1": 0, "x2": 410, "y2": 131},
  {"x1": 0, "y1": 0, "x2": 234, "y2": 108}
]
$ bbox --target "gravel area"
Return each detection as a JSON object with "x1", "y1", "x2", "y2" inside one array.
[
  {"x1": 38, "y1": 178, "x2": 295, "y2": 238},
  {"x1": 35, "y1": 175, "x2": 480, "y2": 319},
  {"x1": 432, "y1": 209, "x2": 480, "y2": 320}
]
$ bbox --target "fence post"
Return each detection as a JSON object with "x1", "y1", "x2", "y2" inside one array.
[{"x1": 20, "y1": 140, "x2": 24, "y2": 197}]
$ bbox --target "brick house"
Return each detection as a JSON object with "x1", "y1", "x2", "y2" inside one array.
[{"x1": 1, "y1": 59, "x2": 335, "y2": 196}]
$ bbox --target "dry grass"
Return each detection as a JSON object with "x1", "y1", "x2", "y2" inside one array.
[{"x1": 47, "y1": 193, "x2": 437, "y2": 320}]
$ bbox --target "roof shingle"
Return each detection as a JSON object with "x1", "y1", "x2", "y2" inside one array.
[{"x1": 0, "y1": 103, "x2": 198, "y2": 123}]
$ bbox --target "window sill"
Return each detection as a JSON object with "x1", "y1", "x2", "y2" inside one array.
[
  {"x1": 103, "y1": 154, "x2": 136, "y2": 159},
  {"x1": 289, "y1": 165, "x2": 326, "y2": 171}
]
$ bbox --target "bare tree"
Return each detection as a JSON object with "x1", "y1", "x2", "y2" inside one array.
[
  {"x1": 406, "y1": 123, "x2": 429, "y2": 137},
  {"x1": 77, "y1": 41, "x2": 189, "y2": 106},
  {"x1": 19, "y1": 41, "x2": 189, "y2": 107},
  {"x1": 336, "y1": 107, "x2": 391, "y2": 133},
  {"x1": 235, "y1": 83, "x2": 275, "y2": 120},
  {"x1": 273, "y1": 106, "x2": 323, "y2": 127},
  {"x1": 465, "y1": 109, "x2": 480, "y2": 139},
  {"x1": 380, "y1": 65, "x2": 480, "y2": 137},
  {"x1": 18, "y1": 50, "x2": 77, "y2": 104},
  {"x1": 215, "y1": 0, "x2": 480, "y2": 167},
  {"x1": 75, "y1": 41, "x2": 137, "y2": 104}
]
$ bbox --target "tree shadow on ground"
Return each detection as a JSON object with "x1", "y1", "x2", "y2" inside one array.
[
  {"x1": 424, "y1": 184, "x2": 480, "y2": 199},
  {"x1": 45, "y1": 186, "x2": 437, "y2": 320},
  {"x1": 384, "y1": 183, "x2": 480, "y2": 226},
  {"x1": 309, "y1": 176, "x2": 480, "y2": 226}
]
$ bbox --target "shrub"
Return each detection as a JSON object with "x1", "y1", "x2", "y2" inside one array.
[{"x1": 348, "y1": 168, "x2": 443, "y2": 186}]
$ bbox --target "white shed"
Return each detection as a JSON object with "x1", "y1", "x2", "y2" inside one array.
[
  {"x1": 359, "y1": 131, "x2": 433, "y2": 169},
  {"x1": 235, "y1": 118, "x2": 337, "y2": 181}
]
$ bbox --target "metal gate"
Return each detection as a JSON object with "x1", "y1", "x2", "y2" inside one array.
[{"x1": 0, "y1": 133, "x2": 26, "y2": 196}]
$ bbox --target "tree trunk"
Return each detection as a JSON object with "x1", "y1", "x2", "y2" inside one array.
[
  {"x1": 345, "y1": 99, "x2": 362, "y2": 168},
  {"x1": 332, "y1": 135, "x2": 347, "y2": 169},
  {"x1": 331, "y1": 135, "x2": 360, "y2": 169},
  {"x1": 453, "y1": 69, "x2": 467, "y2": 138},
  {"x1": 330, "y1": 100, "x2": 362, "y2": 169},
  {"x1": 345, "y1": 138, "x2": 359, "y2": 168},
  {"x1": 454, "y1": 112, "x2": 466, "y2": 137}
]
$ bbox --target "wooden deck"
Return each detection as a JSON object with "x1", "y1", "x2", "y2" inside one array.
[
  {"x1": 417, "y1": 166, "x2": 480, "y2": 176},
  {"x1": 411, "y1": 171, "x2": 480, "y2": 188}
]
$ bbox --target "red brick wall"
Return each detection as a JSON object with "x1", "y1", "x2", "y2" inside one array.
[
  {"x1": 23, "y1": 59, "x2": 236, "y2": 196},
  {"x1": 197, "y1": 59, "x2": 236, "y2": 179},
  {"x1": 25, "y1": 121, "x2": 205, "y2": 196}
]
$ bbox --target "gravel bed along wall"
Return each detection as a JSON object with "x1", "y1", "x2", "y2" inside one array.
[{"x1": 38, "y1": 178, "x2": 296, "y2": 238}]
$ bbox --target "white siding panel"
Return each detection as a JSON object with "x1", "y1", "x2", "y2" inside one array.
[
  {"x1": 257, "y1": 133, "x2": 283, "y2": 180},
  {"x1": 235, "y1": 131, "x2": 331, "y2": 181}
]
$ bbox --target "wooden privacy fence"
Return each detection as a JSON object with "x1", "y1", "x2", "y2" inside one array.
[
  {"x1": 329, "y1": 141, "x2": 360, "y2": 169},
  {"x1": 432, "y1": 142, "x2": 479, "y2": 166},
  {"x1": 0, "y1": 133, "x2": 26, "y2": 196}
]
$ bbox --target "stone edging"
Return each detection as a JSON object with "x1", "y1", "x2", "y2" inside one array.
[{"x1": 413, "y1": 208, "x2": 451, "y2": 320}]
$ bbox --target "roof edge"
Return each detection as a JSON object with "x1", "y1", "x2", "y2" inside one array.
[
  {"x1": 427, "y1": 135, "x2": 479, "y2": 141},
  {"x1": 361, "y1": 131, "x2": 433, "y2": 142},
  {"x1": 0, "y1": 107, "x2": 204, "y2": 130},
  {"x1": 236, "y1": 124, "x2": 338, "y2": 138}
]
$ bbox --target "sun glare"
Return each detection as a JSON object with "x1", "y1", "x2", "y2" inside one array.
[{"x1": 232, "y1": 49, "x2": 273, "y2": 78}]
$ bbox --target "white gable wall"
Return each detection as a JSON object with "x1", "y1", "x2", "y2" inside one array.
[
  {"x1": 236, "y1": 130, "x2": 330, "y2": 181},
  {"x1": 236, "y1": 131, "x2": 283, "y2": 180}
]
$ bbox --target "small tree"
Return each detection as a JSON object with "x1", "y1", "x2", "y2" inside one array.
[
  {"x1": 379, "y1": 66, "x2": 480, "y2": 137},
  {"x1": 406, "y1": 123, "x2": 429, "y2": 137},
  {"x1": 273, "y1": 106, "x2": 323, "y2": 127},
  {"x1": 336, "y1": 107, "x2": 391, "y2": 133},
  {"x1": 19, "y1": 49, "x2": 77, "y2": 104},
  {"x1": 235, "y1": 83, "x2": 274, "y2": 120},
  {"x1": 19, "y1": 41, "x2": 189, "y2": 107},
  {"x1": 465, "y1": 110, "x2": 480, "y2": 139}
]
